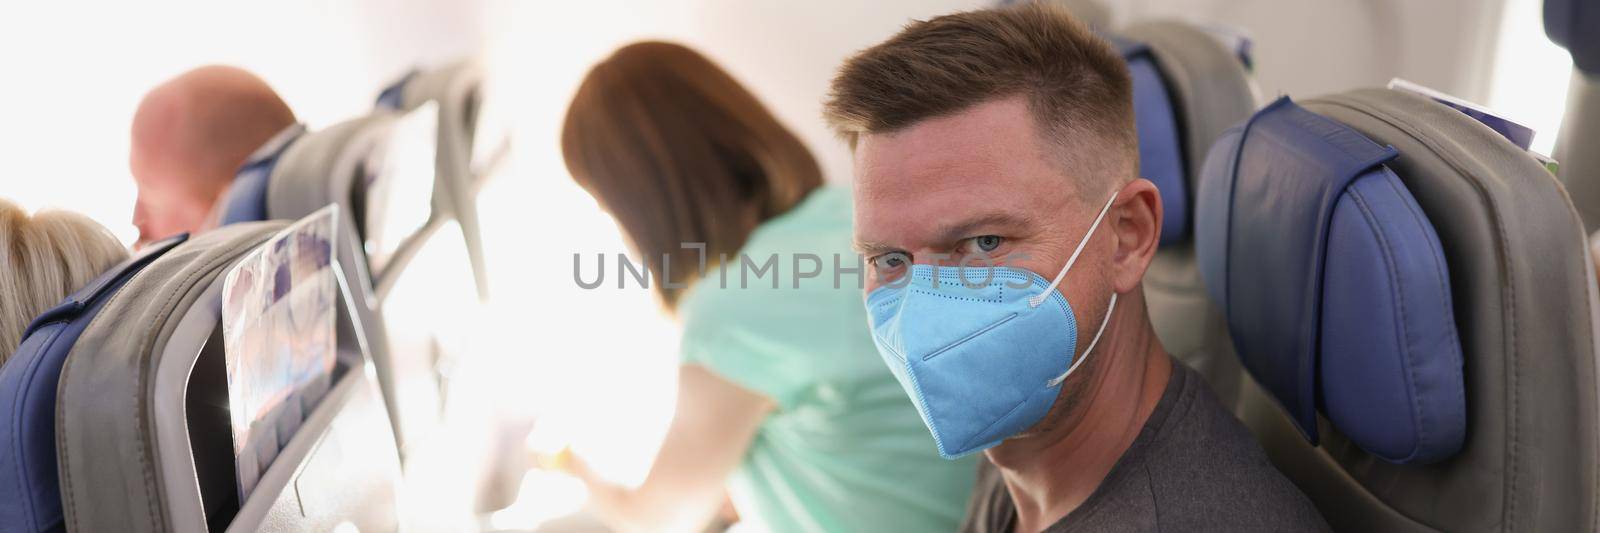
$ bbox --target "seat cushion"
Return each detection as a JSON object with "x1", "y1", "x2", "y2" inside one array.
[{"x1": 1196, "y1": 96, "x2": 1466, "y2": 464}]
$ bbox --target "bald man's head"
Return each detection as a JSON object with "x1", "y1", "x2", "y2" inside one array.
[{"x1": 130, "y1": 65, "x2": 295, "y2": 246}]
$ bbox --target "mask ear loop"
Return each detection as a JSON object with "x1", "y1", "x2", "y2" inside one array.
[
  {"x1": 1048, "y1": 292, "x2": 1116, "y2": 387},
  {"x1": 1028, "y1": 192, "x2": 1119, "y2": 308}
]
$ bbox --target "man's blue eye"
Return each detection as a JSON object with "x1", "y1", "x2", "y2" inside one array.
[
  {"x1": 874, "y1": 252, "x2": 909, "y2": 270},
  {"x1": 975, "y1": 235, "x2": 1002, "y2": 252}
]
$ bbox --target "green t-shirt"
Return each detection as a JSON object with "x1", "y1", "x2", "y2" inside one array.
[{"x1": 678, "y1": 186, "x2": 976, "y2": 532}]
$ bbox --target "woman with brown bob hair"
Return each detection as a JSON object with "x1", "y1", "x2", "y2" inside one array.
[{"x1": 559, "y1": 42, "x2": 973, "y2": 532}]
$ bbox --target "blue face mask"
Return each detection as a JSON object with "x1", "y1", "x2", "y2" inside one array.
[{"x1": 866, "y1": 193, "x2": 1119, "y2": 458}]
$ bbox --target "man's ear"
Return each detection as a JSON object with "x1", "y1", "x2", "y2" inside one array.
[{"x1": 1110, "y1": 178, "x2": 1162, "y2": 293}]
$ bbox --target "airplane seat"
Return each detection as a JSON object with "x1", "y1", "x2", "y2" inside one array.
[
  {"x1": 1111, "y1": 20, "x2": 1259, "y2": 408},
  {"x1": 225, "y1": 105, "x2": 499, "y2": 526},
  {"x1": 216, "y1": 114, "x2": 417, "y2": 447},
  {"x1": 1197, "y1": 91, "x2": 1600, "y2": 531},
  {"x1": 375, "y1": 60, "x2": 502, "y2": 301},
  {"x1": 47, "y1": 216, "x2": 401, "y2": 533},
  {"x1": 1546, "y1": 0, "x2": 1600, "y2": 233},
  {"x1": 377, "y1": 62, "x2": 530, "y2": 514},
  {"x1": 0, "y1": 234, "x2": 187, "y2": 532},
  {"x1": 219, "y1": 107, "x2": 475, "y2": 451}
]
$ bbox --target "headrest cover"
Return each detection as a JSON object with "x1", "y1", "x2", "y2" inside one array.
[
  {"x1": 1197, "y1": 97, "x2": 1467, "y2": 464},
  {"x1": 25, "y1": 234, "x2": 186, "y2": 332},
  {"x1": 375, "y1": 70, "x2": 419, "y2": 111},
  {"x1": 223, "y1": 124, "x2": 308, "y2": 225},
  {"x1": 1546, "y1": 0, "x2": 1600, "y2": 75},
  {"x1": 1105, "y1": 35, "x2": 1188, "y2": 245}
]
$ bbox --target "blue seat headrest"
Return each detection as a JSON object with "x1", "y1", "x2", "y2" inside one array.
[
  {"x1": 221, "y1": 126, "x2": 306, "y2": 225},
  {"x1": 220, "y1": 159, "x2": 272, "y2": 225},
  {"x1": 0, "y1": 234, "x2": 186, "y2": 531},
  {"x1": 1547, "y1": 0, "x2": 1600, "y2": 75},
  {"x1": 1233, "y1": 36, "x2": 1253, "y2": 71},
  {"x1": 375, "y1": 70, "x2": 419, "y2": 111},
  {"x1": 1106, "y1": 35, "x2": 1188, "y2": 246},
  {"x1": 1196, "y1": 97, "x2": 1466, "y2": 465}
]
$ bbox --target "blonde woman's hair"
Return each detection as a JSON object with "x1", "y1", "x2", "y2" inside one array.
[{"x1": 0, "y1": 199, "x2": 128, "y2": 364}]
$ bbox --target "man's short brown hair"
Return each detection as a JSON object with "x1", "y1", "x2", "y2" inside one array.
[{"x1": 824, "y1": 3, "x2": 1136, "y2": 195}]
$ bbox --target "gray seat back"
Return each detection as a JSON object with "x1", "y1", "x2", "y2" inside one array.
[
  {"x1": 377, "y1": 60, "x2": 506, "y2": 301},
  {"x1": 265, "y1": 108, "x2": 475, "y2": 455},
  {"x1": 266, "y1": 108, "x2": 494, "y2": 526},
  {"x1": 258, "y1": 114, "x2": 426, "y2": 456},
  {"x1": 1227, "y1": 88, "x2": 1600, "y2": 532},
  {"x1": 54, "y1": 219, "x2": 401, "y2": 533}
]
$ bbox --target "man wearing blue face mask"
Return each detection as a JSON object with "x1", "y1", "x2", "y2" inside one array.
[{"x1": 824, "y1": 4, "x2": 1328, "y2": 532}]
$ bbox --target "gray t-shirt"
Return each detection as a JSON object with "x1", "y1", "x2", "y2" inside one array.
[{"x1": 960, "y1": 360, "x2": 1329, "y2": 532}]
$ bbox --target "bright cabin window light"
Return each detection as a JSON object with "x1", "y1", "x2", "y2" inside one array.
[{"x1": 1486, "y1": 0, "x2": 1574, "y2": 156}]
